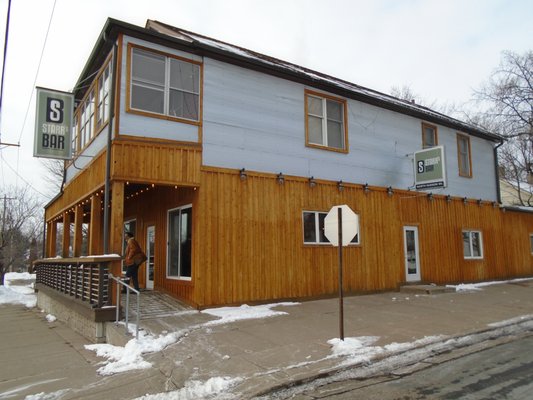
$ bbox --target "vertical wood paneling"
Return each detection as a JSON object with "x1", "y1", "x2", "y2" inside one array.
[{"x1": 195, "y1": 167, "x2": 533, "y2": 307}]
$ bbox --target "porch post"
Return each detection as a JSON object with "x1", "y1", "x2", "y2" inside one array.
[
  {"x1": 89, "y1": 195, "x2": 102, "y2": 255},
  {"x1": 47, "y1": 221, "x2": 57, "y2": 257},
  {"x1": 61, "y1": 211, "x2": 71, "y2": 258},
  {"x1": 73, "y1": 205, "x2": 83, "y2": 257},
  {"x1": 110, "y1": 181, "x2": 124, "y2": 271}
]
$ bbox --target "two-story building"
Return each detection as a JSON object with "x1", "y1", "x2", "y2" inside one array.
[{"x1": 44, "y1": 18, "x2": 533, "y2": 308}]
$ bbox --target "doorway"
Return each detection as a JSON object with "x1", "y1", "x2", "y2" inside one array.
[
  {"x1": 403, "y1": 226, "x2": 421, "y2": 282},
  {"x1": 146, "y1": 225, "x2": 155, "y2": 290}
]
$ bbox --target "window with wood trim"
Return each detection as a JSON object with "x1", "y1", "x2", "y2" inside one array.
[
  {"x1": 79, "y1": 89, "x2": 95, "y2": 149},
  {"x1": 421, "y1": 122, "x2": 438, "y2": 148},
  {"x1": 129, "y1": 46, "x2": 200, "y2": 122},
  {"x1": 305, "y1": 90, "x2": 348, "y2": 152},
  {"x1": 303, "y1": 211, "x2": 359, "y2": 245},
  {"x1": 530, "y1": 234, "x2": 533, "y2": 254},
  {"x1": 463, "y1": 230, "x2": 483, "y2": 259},
  {"x1": 96, "y1": 62, "x2": 112, "y2": 130},
  {"x1": 457, "y1": 134, "x2": 472, "y2": 177},
  {"x1": 72, "y1": 57, "x2": 112, "y2": 155}
]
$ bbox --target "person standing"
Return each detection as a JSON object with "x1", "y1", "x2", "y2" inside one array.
[{"x1": 123, "y1": 231, "x2": 146, "y2": 293}]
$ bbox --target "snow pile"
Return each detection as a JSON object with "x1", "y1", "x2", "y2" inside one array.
[
  {"x1": 46, "y1": 314, "x2": 57, "y2": 323},
  {"x1": 134, "y1": 376, "x2": 242, "y2": 400},
  {"x1": 0, "y1": 272, "x2": 36, "y2": 308},
  {"x1": 328, "y1": 335, "x2": 446, "y2": 367},
  {"x1": 447, "y1": 277, "x2": 532, "y2": 292},
  {"x1": 201, "y1": 302, "x2": 299, "y2": 325},
  {"x1": 85, "y1": 329, "x2": 186, "y2": 376}
]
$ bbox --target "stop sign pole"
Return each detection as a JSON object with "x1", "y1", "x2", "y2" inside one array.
[
  {"x1": 325, "y1": 205, "x2": 359, "y2": 342},
  {"x1": 337, "y1": 207, "x2": 345, "y2": 341}
]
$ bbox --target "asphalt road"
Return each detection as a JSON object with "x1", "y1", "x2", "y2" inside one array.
[{"x1": 284, "y1": 335, "x2": 533, "y2": 400}]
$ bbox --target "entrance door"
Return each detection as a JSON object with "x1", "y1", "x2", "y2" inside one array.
[
  {"x1": 146, "y1": 225, "x2": 155, "y2": 290},
  {"x1": 403, "y1": 226, "x2": 421, "y2": 282}
]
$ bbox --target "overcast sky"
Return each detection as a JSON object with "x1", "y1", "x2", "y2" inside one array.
[{"x1": 0, "y1": 0, "x2": 532, "y2": 201}]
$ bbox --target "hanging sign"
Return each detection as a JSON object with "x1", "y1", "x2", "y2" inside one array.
[
  {"x1": 414, "y1": 146, "x2": 447, "y2": 190},
  {"x1": 33, "y1": 87, "x2": 74, "y2": 160}
]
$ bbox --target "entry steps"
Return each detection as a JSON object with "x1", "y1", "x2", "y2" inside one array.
[{"x1": 400, "y1": 284, "x2": 455, "y2": 295}]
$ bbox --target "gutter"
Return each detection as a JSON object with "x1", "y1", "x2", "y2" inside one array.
[{"x1": 494, "y1": 140, "x2": 505, "y2": 204}]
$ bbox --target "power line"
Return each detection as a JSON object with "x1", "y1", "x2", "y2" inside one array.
[
  {"x1": 0, "y1": 0, "x2": 11, "y2": 141},
  {"x1": 0, "y1": 152, "x2": 50, "y2": 199},
  {"x1": 16, "y1": 0, "x2": 57, "y2": 145}
]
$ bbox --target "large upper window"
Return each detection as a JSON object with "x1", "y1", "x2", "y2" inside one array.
[
  {"x1": 463, "y1": 230, "x2": 483, "y2": 259},
  {"x1": 422, "y1": 122, "x2": 438, "y2": 148},
  {"x1": 457, "y1": 134, "x2": 472, "y2": 177},
  {"x1": 96, "y1": 62, "x2": 112, "y2": 130},
  {"x1": 79, "y1": 90, "x2": 95, "y2": 149},
  {"x1": 130, "y1": 46, "x2": 200, "y2": 122},
  {"x1": 305, "y1": 90, "x2": 348, "y2": 152},
  {"x1": 72, "y1": 56, "x2": 112, "y2": 155}
]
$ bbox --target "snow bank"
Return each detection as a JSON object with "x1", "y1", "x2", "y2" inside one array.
[
  {"x1": 201, "y1": 302, "x2": 299, "y2": 325},
  {"x1": 447, "y1": 277, "x2": 533, "y2": 292},
  {"x1": 134, "y1": 377, "x2": 242, "y2": 400},
  {"x1": 0, "y1": 272, "x2": 36, "y2": 308}
]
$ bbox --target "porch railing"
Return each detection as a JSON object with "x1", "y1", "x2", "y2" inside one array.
[{"x1": 34, "y1": 256, "x2": 122, "y2": 308}]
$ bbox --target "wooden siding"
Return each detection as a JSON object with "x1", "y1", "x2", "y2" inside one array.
[
  {"x1": 112, "y1": 136, "x2": 202, "y2": 185},
  {"x1": 46, "y1": 137, "x2": 202, "y2": 221},
  {"x1": 194, "y1": 167, "x2": 533, "y2": 307},
  {"x1": 122, "y1": 186, "x2": 198, "y2": 306},
  {"x1": 46, "y1": 151, "x2": 107, "y2": 220}
]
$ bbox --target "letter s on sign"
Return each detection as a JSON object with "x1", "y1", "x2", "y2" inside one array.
[
  {"x1": 46, "y1": 98, "x2": 64, "y2": 123},
  {"x1": 417, "y1": 160, "x2": 425, "y2": 174}
]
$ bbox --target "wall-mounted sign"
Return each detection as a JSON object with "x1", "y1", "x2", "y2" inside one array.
[
  {"x1": 33, "y1": 87, "x2": 74, "y2": 160},
  {"x1": 414, "y1": 146, "x2": 447, "y2": 190}
]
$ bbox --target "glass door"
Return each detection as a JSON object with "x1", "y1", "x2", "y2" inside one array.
[
  {"x1": 403, "y1": 226, "x2": 421, "y2": 282},
  {"x1": 167, "y1": 205, "x2": 192, "y2": 280},
  {"x1": 146, "y1": 225, "x2": 155, "y2": 289}
]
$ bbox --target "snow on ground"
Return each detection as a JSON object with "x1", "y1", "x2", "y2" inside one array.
[
  {"x1": 201, "y1": 302, "x2": 300, "y2": 325},
  {"x1": 447, "y1": 277, "x2": 532, "y2": 292},
  {"x1": 3, "y1": 273, "x2": 533, "y2": 399},
  {"x1": 134, "y1": 377, "x2": 243, "y2": 400},
  {"x1": 0, "y1": 272, "x2": 36, "y2": 308}
]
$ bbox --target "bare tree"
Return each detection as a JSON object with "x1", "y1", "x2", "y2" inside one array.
[
  {"x1": 0, "y1": 186, "x2": 43, "y2": 284},
  {"x1": 473, "y1": 50, "x2": 533, "y2": 206},
  {"x1": 41, "y1": 159, "x2": 65, "y2": 194}
]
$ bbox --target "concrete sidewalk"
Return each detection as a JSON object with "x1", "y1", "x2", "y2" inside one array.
[{"x1": 1, "y1": 280, "x2": 533, "y2": 399}]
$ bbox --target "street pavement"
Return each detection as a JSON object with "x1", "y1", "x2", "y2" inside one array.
[{"x1": 1, "y1": 280, "x2": 533, "y2": 399}]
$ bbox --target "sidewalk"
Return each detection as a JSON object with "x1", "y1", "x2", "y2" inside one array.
[{"x1": 1, "y1": 280, "x2": 533, "y2": 399}]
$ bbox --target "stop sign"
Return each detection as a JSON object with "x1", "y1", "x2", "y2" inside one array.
[{"x1": 324, "y1": 205, "x2": 359, "y2": 247}]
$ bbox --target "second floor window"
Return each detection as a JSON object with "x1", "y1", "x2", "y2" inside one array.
[
  {"x1": 305, "y1": 90, "x2": 347, "y2": 152},
  {"x1": 457, "y1": 134, "x2": 472, "y2": 177},
  {"x1": 130, "y1": 47, "x2": 200, "y2": 122},
  {"x1": 422, "y1": 122, "x2": 438, "y2": 148}
]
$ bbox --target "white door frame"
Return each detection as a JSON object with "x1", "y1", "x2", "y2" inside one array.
[
  {"x1": 403, "y1": 226, "x2": 421, "y2": 282},
  {"x1": 146, "y1": 225, "x2": 155, "y2": 290}
]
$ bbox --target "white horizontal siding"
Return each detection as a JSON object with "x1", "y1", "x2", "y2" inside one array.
[{"x1": 202, "y1": 58, "x2": 498, "y2": 200}]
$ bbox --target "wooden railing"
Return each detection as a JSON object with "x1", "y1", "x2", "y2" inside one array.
[{"x1": 34, "y1": 256, "x2": 121, "y2": 308}]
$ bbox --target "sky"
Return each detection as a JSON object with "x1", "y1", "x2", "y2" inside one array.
[
  {"x1": 2, "y1": 272, "x2": 533, "y2": 398},
  {"x1": 0, "y1": 0, "x2": 532, "y2": 203}
]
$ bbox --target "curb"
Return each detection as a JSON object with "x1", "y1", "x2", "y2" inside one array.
[{"x1": 248, "y1": 316, "x2": 533, "y2": 399}]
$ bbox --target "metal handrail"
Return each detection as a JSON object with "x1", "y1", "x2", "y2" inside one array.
[{"x1": 109, "y1": 273, "x2": 140, "y2": 340}]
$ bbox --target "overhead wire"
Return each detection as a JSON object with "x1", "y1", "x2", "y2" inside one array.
[
  {"x1": 16, "y1": 0, "x2": 57, "y2": 145},
  {"x1": 0, "y1": 0, "x2": 11, "y2": 140},
  {"x1": 0, "y1": 0, "x2": 57, "y2": 194},
  {"x1": 1, "y1": 151, "x2": 50, "y2": 198}
]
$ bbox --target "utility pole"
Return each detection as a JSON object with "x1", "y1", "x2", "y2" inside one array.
[{"x1": 1, "y1": 194, "x2": 16, "y2": 248}]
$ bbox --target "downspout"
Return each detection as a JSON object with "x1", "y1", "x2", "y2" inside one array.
[
  {"x1": 103, "y1": 39, "x2": 118, "y2": 254},
  {"x1": 493, "y1": 139, "x2": 505, "y2": 204}
]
